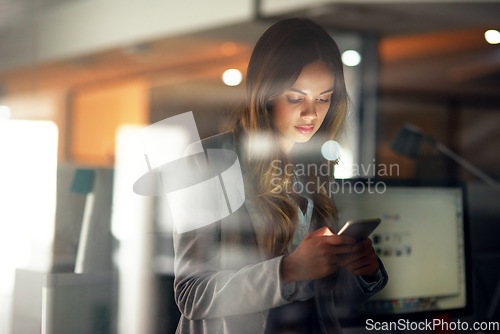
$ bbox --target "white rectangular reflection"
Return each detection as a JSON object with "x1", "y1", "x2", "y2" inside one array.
[
  {"x1": 0, "y1": 120, "x2": 58, "y2": 332},
  {"x1": 112, "y1": 125, "x2": 156, "y2": 334}
]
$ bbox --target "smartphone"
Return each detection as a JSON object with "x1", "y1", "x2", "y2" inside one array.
[{"x1": 337, "y1": 218, "x2": 381, "y2": 240}]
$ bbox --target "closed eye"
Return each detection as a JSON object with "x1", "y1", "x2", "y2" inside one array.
[
  {"x1": 287, "y1": 96, "x2": 302, "y2": 104},
  {"x1": 317, "y1": 92, "x2": 333, "y2": 103}
]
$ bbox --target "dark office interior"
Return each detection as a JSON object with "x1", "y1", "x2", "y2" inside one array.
[{"x1": 0, "y1": 1, "x2": 499, "y2": 333}]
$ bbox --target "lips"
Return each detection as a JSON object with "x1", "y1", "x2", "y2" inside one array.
[{"x1": 295, "y1": 125, "x2": 315, "y2": 134}]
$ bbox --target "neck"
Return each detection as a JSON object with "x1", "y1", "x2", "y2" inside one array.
[{"x1": 280, "y1": 137, "x2": 295, "y2": 155}]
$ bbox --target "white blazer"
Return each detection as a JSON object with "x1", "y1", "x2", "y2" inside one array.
[{"x1": 173, "y1": 132, "x2": 388, "y2": 334}]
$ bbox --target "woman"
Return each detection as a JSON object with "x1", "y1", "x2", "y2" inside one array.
[{"x1": 173, "y1": 18, "x2": 388, "y2": 334}]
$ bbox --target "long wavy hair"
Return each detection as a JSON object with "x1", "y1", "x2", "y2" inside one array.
[{"x1": 233, "y1": 18, "x2": 349, "y2": 257}]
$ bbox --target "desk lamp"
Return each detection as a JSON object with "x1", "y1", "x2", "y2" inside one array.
[{"x1": 390, "y1": 124, "x2": 500, "y2": 192}]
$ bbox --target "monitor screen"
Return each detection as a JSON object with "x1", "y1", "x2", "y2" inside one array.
[{"x1": 333, "y1": 179, "x2": 471, "y2": 326}]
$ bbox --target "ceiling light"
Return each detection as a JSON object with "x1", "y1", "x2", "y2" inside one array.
[
  {"x1": 222, "y1": 69, "x2": 242, "y2": 86},
  {"x1": 342, "y1": 50, "x2": 361, "y2": 67},
  {"x1": 485, "y1": 29, "x2": 500, "y2": 45}
]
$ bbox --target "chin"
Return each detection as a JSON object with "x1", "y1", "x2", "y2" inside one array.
[{"x1": 294, "y1": 135, "x2": 313, "y2": 143}]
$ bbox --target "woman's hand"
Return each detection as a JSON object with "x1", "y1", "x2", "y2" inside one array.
[
  {"x1": 281, "y1": 227, "x2": 355, "y2": 282},
  {"x1": 339, "y1": 238, "x2": 380, "y2": 279}
]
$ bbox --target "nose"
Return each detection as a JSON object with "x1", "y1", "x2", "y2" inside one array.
[{"x1": 300, "y1": 102, "x2": 317, "y2": 120}]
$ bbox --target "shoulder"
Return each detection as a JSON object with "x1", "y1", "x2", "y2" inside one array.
[
  {"x1": 200, "y1": 131, "x2": 247, "y2": 174},
  {"x1": 201, "y1": 131, "x2": 236, "y2": 151}
]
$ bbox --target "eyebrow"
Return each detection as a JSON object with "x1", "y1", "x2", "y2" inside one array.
[{"x1": 289, "y1": 88, "x2": 334, "y2": 95}]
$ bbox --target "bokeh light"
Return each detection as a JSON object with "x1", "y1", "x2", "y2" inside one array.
[
  {"x1": 485, "y1": 29, "x2": 500, "y2": 44},
  {"x1": 222, "y1": 69, "x2": 242, "y2": 86},
  {"x1": 321, "y1": 140, "x2": 342, "y2": 161},
  {"x1": 341, "y1": 50, "x2": 361, "y2": 67}
]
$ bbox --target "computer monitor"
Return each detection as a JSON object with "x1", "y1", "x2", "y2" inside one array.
[{"x1": 333, "y1": 178, "x2": 472, "y2": 326}]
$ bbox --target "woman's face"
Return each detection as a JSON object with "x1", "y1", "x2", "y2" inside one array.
[{"x1": 270, "y1": 60, "x2": 335, "y2": 153}]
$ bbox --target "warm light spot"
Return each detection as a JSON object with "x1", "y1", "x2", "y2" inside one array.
[{"x1": 220, "y1": 41, "x2": 238, "y2": 56}]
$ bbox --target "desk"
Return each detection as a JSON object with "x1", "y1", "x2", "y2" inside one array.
[{"x1": 11, "y1": 270, "x2": 116, "y2": 334}]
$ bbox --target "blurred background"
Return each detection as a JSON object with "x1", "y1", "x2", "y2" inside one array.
[{"x1": 0, "y1": 0, "x2": 499, "y2": 333}]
